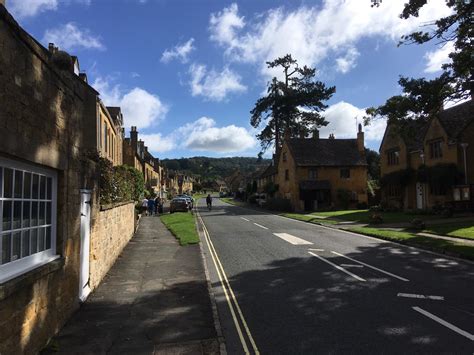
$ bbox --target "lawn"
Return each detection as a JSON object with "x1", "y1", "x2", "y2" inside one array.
[
  {"x1": 160, "y1": 212, "x2": 200, "y2": 246},
  {"x1": 220, "y1": 197, "x2": 247, "y2": 207},
  {"x1": 310, "y1": 209, "x2": 438, "y2": 224},
  {"x1": 424, "y1": 222, "x2": 474, "y2": 240},
  {"x1": 348, "y1": 227, "x2": 474, "y2": 260},
  {"x1": 282, "y1": 213, "x2": 339, "y2": 225}
]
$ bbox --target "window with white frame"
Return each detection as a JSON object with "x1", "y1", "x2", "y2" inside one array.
[{"x1": 0, "y1": 157, "x2": 58, "y2": 283}]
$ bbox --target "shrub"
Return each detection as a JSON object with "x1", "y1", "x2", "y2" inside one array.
[
  {"x1": 357, "y1": 202, "x2": 368, "y2": 209},
  {"x1": 336, "y1": 189, "x2": 351, "y2": 209},
  {"x1": 410, "y1": 218, "x2": 426, "y2": 230},
  {"x1": 369, "y1": 213, "x2": 384, "y2": 224},
  {"x1": 99, "y1": 158, "x2": 145, "y2": 204},
  {"x1": 265, "y1": 198, "x2": 293, "y2": 212},
  {"x1": 369, "y1": 205, "x2": 382, "y2": 212}
]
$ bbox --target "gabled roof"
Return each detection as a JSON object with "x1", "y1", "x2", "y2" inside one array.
[
  {"x1": 286, "y1": 138, "x2": 367, "y2": 167},
  {"x1": 260, "y1": 164, "x2": 277, "y2": 178},
  {"x1": 438, "y1": 100, "x2": 473, "y2": 139}
]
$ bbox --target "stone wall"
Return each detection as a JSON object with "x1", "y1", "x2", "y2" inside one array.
[{"x1": 89, "y1": 202, "x2": 135, "y2": 289}]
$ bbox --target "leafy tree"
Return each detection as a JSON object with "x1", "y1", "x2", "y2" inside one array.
[
  {"x1": 365, "y1": 0, "x2": 473, "y2": 125},
  {"x1": 250, "y1": 54, "x2": 335, "y2": 156},
  {"x1": 365, "y1": 148, "x2": 381, "y2": 181}
]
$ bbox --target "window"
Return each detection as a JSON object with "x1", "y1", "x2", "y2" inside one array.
[
  {"x1": 430, "y1": 140, "x2": 443, "y2": 159},
  {"x1": 340, "y1": 168, "x2": 350, "y2": 179},
  {"x1": 103, "y1": 122, "x2": 108, "y2": 154},
  {"x1": 430, "y1": 184, "x2": 446, "y2": 196},
  {"x1": 0, "y1": 157, "x2": 57, "y2": 283},
  {"x1": 285, "y1": 169, "x2": 289, "y2": 181},
  {"x1": 387, "y1": 149, "x2": 400, "y2": 165},
  {"x1": 387, "y1": 184, "x2": 401, "y2": 197},
  {"x1": 308, "y1": 169, "x2": 318, "y2": 180}
]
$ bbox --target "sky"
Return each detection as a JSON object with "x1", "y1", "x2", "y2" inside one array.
[{"x1": 8, "y1": 0, "x2": 453, "y2": 158}]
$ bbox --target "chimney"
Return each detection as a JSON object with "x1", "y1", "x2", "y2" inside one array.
[
  {"x1": 312, "y1": 129, "x2": 319, "y2": 140},
  {"x1": 130, "y1": 126, "x2": 138, "y2": 153},
  {"x1": 48, "y1": 43, "x2": 58, "y2": 55},
  {"x1": 357, "y1": 123, "x2": 365, "y2": 154},
  {"x1": 329, "y1": 133, "x2": 335, "y2": 139}
]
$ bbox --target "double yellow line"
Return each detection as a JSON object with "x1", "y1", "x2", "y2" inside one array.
[{"x1": 196, "y1": 208, "x2": 259, "y2": 355}]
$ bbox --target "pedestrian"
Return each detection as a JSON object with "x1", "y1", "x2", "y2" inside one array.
[
  {"x1": 147, "y1": 197, "x2": 155, "y2": 216},
  {"x1": 154, "y1": 196, "x2": 160, "y2": 215},
  {"x1": 141, "y1": 197, "x2": 148, "y2": 216}
]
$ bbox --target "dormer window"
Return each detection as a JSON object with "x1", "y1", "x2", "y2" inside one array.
[
  {"x1": 387, "y1": 149, "x2": 400, "y2": 165},
  {"x1": 430, "y1": 140, "x2": 442, "y2": 159}
]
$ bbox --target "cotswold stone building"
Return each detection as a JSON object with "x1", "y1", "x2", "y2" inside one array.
[
  {"x1": 380, "y1": 101, "x2": 473, "y2": 210},
  {"x1": 275, "y1": 127, "x2": 368, "y2": 212},
  {"x1": 0, "y1": 5, "x2": 135, "y2": 354}
]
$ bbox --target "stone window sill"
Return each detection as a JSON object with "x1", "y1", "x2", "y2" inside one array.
[{"x1": 0, "y1": 257, "x2": 64, "y2": 301}]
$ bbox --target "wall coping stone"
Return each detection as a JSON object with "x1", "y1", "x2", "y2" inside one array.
[
  {"x1": 0, "y1": 258, "x2": 65, "y2": 301},
  {"x1": 100, "y1": 200, "x2": 135, "y2": 211}
]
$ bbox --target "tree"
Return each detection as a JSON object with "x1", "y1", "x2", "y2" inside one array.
[
  {"x1": 365, "y1": 0, "x2": 473, "y2": 125},
  {"x1": 365, "y1": 148, "x2": 381, "y2": 181},
  {"x1": 250, "y1": 54, "x2": 335, "y2": 156}
]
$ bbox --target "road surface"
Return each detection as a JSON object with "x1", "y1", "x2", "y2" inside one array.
[{"x1": 197, "y1": 198, "x2": 474, "y2": 354}]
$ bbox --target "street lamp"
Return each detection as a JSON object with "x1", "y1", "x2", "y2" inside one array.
[{"x1": 460, "y1": 143, "x2": 469, "y2": 185}]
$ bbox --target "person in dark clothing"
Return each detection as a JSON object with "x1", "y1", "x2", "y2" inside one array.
[
  {"x1": 154, "y1": 197, "x2": 160, "y2": 215},
  {"x1": 147, "y1": 198, "x2": 155, "y2": 216},
  {"x1": 206, "y1": 194, "x2": 212, "y2": 210}
]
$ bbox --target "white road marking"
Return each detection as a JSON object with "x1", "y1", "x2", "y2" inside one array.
[
  {"x1": 330, "y1": 251, "x2": 410, "y2": 282},
  {"x1": 254, "y1": 223, "x2": 269, "y2": 230},
  {"x1": 397, "y1": 293, "x2": 444, "y2": 301},
  {"x1": 413, "y1": 306, "x2": 474, "y2": 341},
  {"x1": 340, "y1": 264, "x2": 364, "y2": 268},
  {"x1": 308, "y1": 248, "x2": 324, "y2": 252},
  {"x1": 274, "y1": 233, "x2": 313, "y2": 245},
  {"x1": 308, "y1": 252, "x2": 366, "y2": 281},
  {"x1": 240, "y1": 217, "x2": 250, "y2": 222}
]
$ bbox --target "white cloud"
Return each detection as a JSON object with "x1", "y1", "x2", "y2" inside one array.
[
  {"x1": 424, "y1": 41, "x2": 454, "y2": 73},
  {"x1": 188, "y1": 63, "x2": 246, "y2": 101},
  {"x1": 161, "y1": 38, "x2": 196, "y2": 64},
  {"x1": 179, "y1": 117, "x2": 256, "y2": 153},
  {"x1": 335, "y1": 47, "x2": 360, "y2": 74},
  {"x1": 321, "y1": 101, "x2": 386, "y2": 142},
  {"x1": 138, "y1": 133, "x2": 176, "y2": 153},
  {"x1": 209, "y1": 1, "x2": 452, "y2": 78},
  {"x1": 43, "y1": 23, "x2": 105, "y2": 51},
  {"x1": 92, "y1": 77, "x2": 168, "y2": 129},
  {"x1": 9, "y1": 0, "x2": 90, "y2": 18}
]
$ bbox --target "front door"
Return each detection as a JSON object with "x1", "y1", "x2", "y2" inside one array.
[
  {"x1": 79, "y1": 189, "x2": 92, "y2": 301},
  {"x1": 416, "y1": 183, "x2": 423, "y2": 209}
]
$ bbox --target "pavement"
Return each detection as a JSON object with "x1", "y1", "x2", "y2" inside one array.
[
  {"x1": 43, "y1": 215, "x2": 220, "y2": 355},
  {"x1": 198, "y1": 198, "x2": 474, "y2": 354}
]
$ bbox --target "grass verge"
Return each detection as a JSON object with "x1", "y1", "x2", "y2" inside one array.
[
  {"x1": 348, "y1": 227, "x2": 474, "y2": 260},
  {"x1": 220, "y1": 197, "x2": 247, "y2": 207},
  {"x1": 160, "y1": 212, "x2": 199, "y2": 246},
  {"x1": 423, "y1": 222, "x2": 474, "y2": 240},
  {"x1": 309, "y1": 209, "x2": 439, "y2": 224},
  {"x1": 282, "y1": 213, "x2": 339, "y2": 225}
]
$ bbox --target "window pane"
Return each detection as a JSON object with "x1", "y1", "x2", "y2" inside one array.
[
  {"x1": 39, "y1": 202, "x2": 45, "y2": 226},
  {"x1": 32, "y1": 174, "x2": 39, "y2": 199},
  {"x1": 3, "y1": 201, "x2": 12, "y2": 231},
  {"x1": 12, "y1": 231, "x2": 21, "y2": 261},
  {"x1": 13, "y1": 201, "x2": 21, "y2": 229},
  {"x1": 39, "y1": 176, "x2": 46, "y2": 199},
  {"x1": 24, "y1": 172, "x2": 31, "y2": 199},
  {"x1": 46, "y1": 202, "x2": 51, "y2": 225},
  {"x1": 14, "y1": 170, "x2": 23, "y2": 198},
  {"x1": 47, "y1": 177, "x2": 52, "y2": 200},
  {"x1": 22, "y1": 201, "x2": 30, "y2": 228},
  {"x1": 38, "y1": 228, "x2": 45, "y2": 252},
  {"x1": 4, "y1": 168, "x2": 13, "y2": 198},
  {"x1": 0, "y1": 168, "x2": 2, "y2": 197},
  {"x1": 21, "y1": 230, "x2": 30, "y2": 257},
  {"x1": 31, "y1": 201, "x2": 38, "y2": 226},
  {"x1": 45, "y1": 227, "x2": 51, "y2": 250},
  {"x1": 30, "y1": 228, "x2": 38, "y2": 254},
  {"x1": 1, "y1": 234, "x2": 11, "y2": 264}
]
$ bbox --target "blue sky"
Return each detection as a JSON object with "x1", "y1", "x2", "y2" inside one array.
[{"x1": 9, "y1": 0, "x2": 453, "y2": 158}]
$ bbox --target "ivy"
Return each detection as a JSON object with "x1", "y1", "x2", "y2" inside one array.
[
  {"x1": 99, "y1": 158, "x2": 145, "y2": 204},
  {"x1": 380, "y1": 168, "x2": 415, "y2": 187},
  {"x1": 417, "y1": 163, "x2": 462, "y2": 188}
]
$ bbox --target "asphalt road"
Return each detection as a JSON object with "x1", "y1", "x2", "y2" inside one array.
[{"x1": 197, "y1": 197, "x2": 474, "y2": 354}]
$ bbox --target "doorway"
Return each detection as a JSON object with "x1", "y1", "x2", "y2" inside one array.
[
  {"x1": 79, "y1": 189, "x2": 92, "y2": 302},
  {"x1": 416, "y1": 183, "x2": 423, "y2": 209}
]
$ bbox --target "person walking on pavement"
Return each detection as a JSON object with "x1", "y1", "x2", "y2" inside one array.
[
  {"x1": 147, "y1": 197, "x2": 155, "y2": 216},
  {"x1": 206, "y1": 194, "x2": 212, "y2": 211},
  {"x1": 154, "y1": 196, "x2": 161, "y2": 215},
  {"x1": 141, "y1": 197, "x2": 149, "y2": 215}
]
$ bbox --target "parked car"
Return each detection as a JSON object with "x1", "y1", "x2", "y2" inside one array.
[
  {"x1": 170, "y1": 198, "x2": 189, "y2": 213},
  {"x1": 256, "y1": 193, "x2": 267, "y2": 207},
  {"x1": 177, "y1": 194, "x2": 194, "y2": 209}
]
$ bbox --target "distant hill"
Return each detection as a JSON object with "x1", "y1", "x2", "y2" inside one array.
[{"x1": 161, "y1": 156, "x2": 271, "y2": 180}]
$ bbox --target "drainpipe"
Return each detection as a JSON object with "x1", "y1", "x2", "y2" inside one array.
[
  {"x1": 460, "y1": 143, "x2": 469, "y2": 185},
  {"x1": 420, "y1": 151, "x2": 426, "y2": 209}
]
